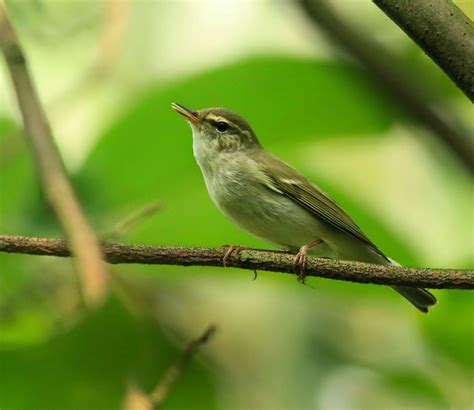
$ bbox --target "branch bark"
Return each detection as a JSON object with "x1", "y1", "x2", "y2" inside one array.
[
  {"x1": 0, "y1": 235, "x2": 472, "y2": 290},
  {"x1": 373, "y1": 0, "x2": 474, "y2": 102},
  {"x1": 0, "y1": 5, "x2": 107, "y2": 306},
  {"x1": 299, "y1": 0, "x2": 474, "y2": 174}
]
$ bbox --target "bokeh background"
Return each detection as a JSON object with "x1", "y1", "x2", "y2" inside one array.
[{"x1": 1, "y1": 1, "x2": 473, "y2": 409}]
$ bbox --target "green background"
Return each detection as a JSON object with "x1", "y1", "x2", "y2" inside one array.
[{"x1": 0, "y1": 2, "x2": 473, "y2": 409}]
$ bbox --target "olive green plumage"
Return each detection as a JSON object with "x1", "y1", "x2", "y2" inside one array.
[{"x1": 172, "y1": 103, "x2": 437, "y2": 313}]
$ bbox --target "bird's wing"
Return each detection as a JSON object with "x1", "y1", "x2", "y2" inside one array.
[{"x1": 257, "y1": 153, "x2": 388, "y2": 260}]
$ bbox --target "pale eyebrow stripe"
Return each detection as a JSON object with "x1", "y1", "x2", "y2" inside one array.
[
  {"x1": 204, "y1": 114, "x2": 239, "y2": 130},
  {"x1": 205, "y1": 114, "x2": 225, "y2": 123}
]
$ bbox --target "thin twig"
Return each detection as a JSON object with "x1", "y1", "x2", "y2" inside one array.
[
  {"x1": 150, "y1": 325, "x2": 217, "y2": 408},
  {"x1": 0, "y1": 235, "x2": 472, "y2": 289},
  {"x1": 0, "y1": 5, "x2": 107, "y2": 307},
  {"x1": 103, "y1": 202, "x2": 161, "y2": 241},
  {"x1": 373, "y1": 0, "x2": 474, "y2": 101},
  {"x1": 122, "y1": 325, "x2": 216, "y2": 410},
  {"x1": 298, "y1": 0, "x2": 474, "y2": 174}
]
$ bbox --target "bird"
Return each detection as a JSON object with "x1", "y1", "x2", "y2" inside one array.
[{"x1": 171, "y1": 102, "x2": 437, "y2": 313}]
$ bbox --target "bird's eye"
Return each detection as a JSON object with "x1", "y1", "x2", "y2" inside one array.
[{"x1": 215, "y1": 121, "x2": 229, "y2": 132}]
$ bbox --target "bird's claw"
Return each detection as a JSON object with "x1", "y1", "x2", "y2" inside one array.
[
  {"x1": 293, "y1": 249, "x2": 308, "y2": 284},
  {"x1": 223, "y1": 245, "x2": 247, "y2": 268},
  {"x1": 222, "y1": 246, "x2": 258, "y2": 280},
  {"x1": 293, "y1": 240, "x2": 323, "y2": 285}
]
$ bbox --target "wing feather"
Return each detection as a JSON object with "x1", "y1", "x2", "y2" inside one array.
[{"x1": 257, "y1": 153, "x2": 388, "y2": 260}]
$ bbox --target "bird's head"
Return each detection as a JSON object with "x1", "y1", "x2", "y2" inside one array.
[{"x1": 171, "y1": 103, "x2": 262, "y2": 160}]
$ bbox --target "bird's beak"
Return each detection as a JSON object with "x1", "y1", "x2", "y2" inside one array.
[{"x1": 171, "y1": 102, "x2": 202, "y2": 125}]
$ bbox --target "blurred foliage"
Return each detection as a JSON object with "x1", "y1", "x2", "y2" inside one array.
[
  {"x1": 1, "y1": 55, "x2": 472, "y2": 409},
  {"x1": 0, "y1": 297, "x2": 216, "y2": 410},
  {"x1": 0, "y1": 1, "x2": 473, "y2": 408}
]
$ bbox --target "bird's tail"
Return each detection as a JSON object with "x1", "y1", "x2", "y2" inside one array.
[
  {"x1": 393, "y1": 286, "x2": 438, "y2": 313},
  {"x1": 388, "y1": 258, "x2": 437, "y2": 313}
]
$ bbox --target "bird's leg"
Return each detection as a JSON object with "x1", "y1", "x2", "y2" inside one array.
[
  {"x1": 222, "y1": 245, "x2": 287, "y2": 267},
  {"x1": 293, "y1": 239, "x2": 324, "y2": 284},
  {"x1": 222, "y1": 246, "x2": 285, "y2": 280},
  {"x1": 222, "y1": 245, "x2": 253, "y2": 267}
]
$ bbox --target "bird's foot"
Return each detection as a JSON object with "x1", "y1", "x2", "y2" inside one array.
[
  {"x1": 222, "y1": 245, "x2": 251, "y2": 268},
  {"x1": 293, "y1": 248, "x2": 309, "y2": 284},
  {"x1": 293, "y1": 239, "x2": 324, "y2": 284}
]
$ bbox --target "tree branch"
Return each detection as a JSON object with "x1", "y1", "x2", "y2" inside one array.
[
  {"x1": 0, "y1": 4, "x2": 107, "y2": 306},
  {"x1": 150, "y1": 325, "x2": 216, "y2": 408},
  {"x1": 123, "y1": 325, "x2": 216, "y2": 410},
  {"x1": 0, "y1": 235, "x2": 472, "y2": 289},
  {"x1": 373, "y1": 0, "x2": 474, "y2": 102},
  {"x1": 298, "y1": 0, "x2": 474, "y2": 174}
]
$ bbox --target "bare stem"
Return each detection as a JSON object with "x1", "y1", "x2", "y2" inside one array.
[
  {"x1": 0, "y1": 5, "x2": 107, "y2": 307},
  {"x1": 299, "y1": 0, "x2": 474, "y2": 174},
  {"x1": 150, "y1": 325, "x2": 217, "y2": 408},
  {"x1": 0, "y1": 235, "x2": 472, "y2": 289},
  {"x1": 103, "y1": 202, "x2": 161, "y2": 241}
]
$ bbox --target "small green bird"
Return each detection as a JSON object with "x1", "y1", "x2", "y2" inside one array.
[{"x1": 171, "y1": 103, "x2": 437, "y2": 313}]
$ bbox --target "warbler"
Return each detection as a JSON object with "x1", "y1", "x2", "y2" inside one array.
[{"x1": 171, "y1": 102, "x2": 437, "y2": 313}]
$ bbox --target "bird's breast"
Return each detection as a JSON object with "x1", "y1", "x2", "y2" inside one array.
[{"x1": 199, "y1": 159, "x2": 330, "y2": 252}]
